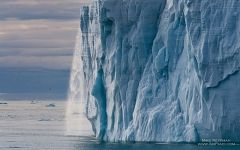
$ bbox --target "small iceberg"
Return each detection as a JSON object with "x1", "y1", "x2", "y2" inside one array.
[
  {"x1": 0, "y1": 102, "x2": 8, "y2": 105},
  {"x1": 38, "y1": 118, "x2": 52, "y2": 122},
  {"x1": 45, "y1": 103, "x2": 56, "y2": 107},
  {"x1": 30, "y1": 100, "x2": 38, "y2": 104},
  {"x1": 7, "y1": 115, "x2": 16, "y2": 118}
]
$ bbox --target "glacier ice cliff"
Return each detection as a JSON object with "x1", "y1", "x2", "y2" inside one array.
[{"x1": 77, "y1": 0, "x2": 240, "y2": 142}]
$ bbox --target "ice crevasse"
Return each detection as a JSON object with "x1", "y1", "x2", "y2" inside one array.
[{"x1": 77, "y1": 0, "x2": 240, "y2": 142}]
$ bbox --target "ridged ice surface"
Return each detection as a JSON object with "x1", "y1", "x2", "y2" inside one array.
[{"x1": 77, "y1": 0, "x2": 240, "y2": 142}]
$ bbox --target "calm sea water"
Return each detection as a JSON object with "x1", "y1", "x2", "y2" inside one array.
[{"x1": 0, "y1": 101, "x2": 239, "y2": 150}]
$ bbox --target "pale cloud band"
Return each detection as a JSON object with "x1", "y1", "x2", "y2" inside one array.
[
  {"x1": 0, "y1": 56, "x2": 72, "y2": 70},
  {"x1": 0, "y1": 0, "x2": 92, "y2": 70},
  {"x1": 0, "y1": 0, "x2": 92, "y2": 20}
]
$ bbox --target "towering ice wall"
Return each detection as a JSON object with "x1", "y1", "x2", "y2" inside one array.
[{"x1": 78, "y1": 0, "x2": 240, "y2": 142}]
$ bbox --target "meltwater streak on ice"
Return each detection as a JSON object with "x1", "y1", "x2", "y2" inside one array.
[{"x1": 65, "y1": 28, "x2": 93, "y2": 136}]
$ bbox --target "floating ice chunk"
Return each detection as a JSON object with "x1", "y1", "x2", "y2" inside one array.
[{"x1": 45, "y1": 103, "x2": 56, "y2": 107}]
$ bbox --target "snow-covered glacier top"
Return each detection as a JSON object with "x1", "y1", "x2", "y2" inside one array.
[{"x1": 77, "y1": 0, "x2": 240, "y2": 142}]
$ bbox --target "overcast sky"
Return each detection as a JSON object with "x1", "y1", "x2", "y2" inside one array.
[{"x1": 0, "y1": 0, "x2": 91, "y2": 99}]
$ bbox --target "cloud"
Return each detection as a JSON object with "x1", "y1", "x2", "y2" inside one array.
[
  {"x1": 0, "y1": 56, "x2": 72, "y2": 70},
  {"x1": 0, "y1": 68, "x2": 70, "y2": 95},
  {"x1": 0, "y1": 0, "x2": 92, "y2": 20},
  {"x1": 0, "y1": 0, "x2": 96, "y2": 95},
  {"x1": 0, "y1": 0, "x2": 93, "y2": 70},
  {"x1": 0, "y1": 0, "x2": 95, "y2": 96},
  {"x1": 0, "y1": 19, "x2": 79, "y2": 70}
]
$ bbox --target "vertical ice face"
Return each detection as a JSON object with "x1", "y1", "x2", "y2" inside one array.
[{"x1": 77, "y1": 0, "x2": 240, "y2": 142}]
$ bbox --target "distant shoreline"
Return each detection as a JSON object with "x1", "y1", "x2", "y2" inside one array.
[{"x1": 0, "y1": 93, "x2": 67, "y2": 101}]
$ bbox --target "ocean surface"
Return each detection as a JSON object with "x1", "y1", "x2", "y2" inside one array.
[{"x1": 0, "y1": 100, "x2": 239, "y2": 150}]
